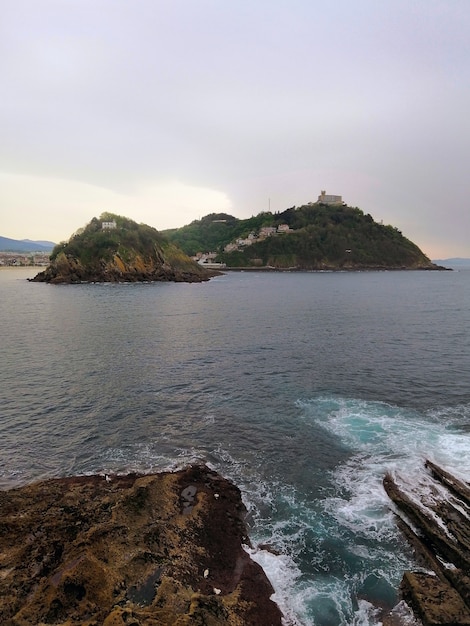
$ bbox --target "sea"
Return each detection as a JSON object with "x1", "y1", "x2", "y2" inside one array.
[{"x1": 1, "y1": 265, "x2": 470, "y2": 625}]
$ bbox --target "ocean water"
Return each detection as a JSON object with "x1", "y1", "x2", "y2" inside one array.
[{"x1": 1, "y1": 266, "x2": 470, "y2": 625}]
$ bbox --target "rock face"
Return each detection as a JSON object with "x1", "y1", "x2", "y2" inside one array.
[
  {"x1": 30, "y1": 250, "x2": 216, "y2": 284},
  {"x1": 384, "y1": 461, "x2": 470, "y2": 626},
  {"x1": 0, "y1": 466, "x2": 282, "y2": 625}
]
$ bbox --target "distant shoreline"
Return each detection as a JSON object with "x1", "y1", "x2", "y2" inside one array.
[
  {"x1": 0, "y1": 265, "x2": 47, "y2": 269},
  {"x1": 221, "y1": 265, "x2": 452, "y2": 272}
]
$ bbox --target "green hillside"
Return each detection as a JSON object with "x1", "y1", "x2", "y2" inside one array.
[
  {"x1": 49, "y1": 213, "x2": 168, "y2": 263},
  {"x1": 163, "y1": 212, "x2": 276, "y2": 256},
  {"x1": 32, "y1": 213, "x2": 215, "y2": 283},
  {"x1": 164, "y1": 203, "x2": 438, "y2": 270}
]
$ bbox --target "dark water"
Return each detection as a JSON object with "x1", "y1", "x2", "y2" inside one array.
[{"x1": 2, "y1": 267, "x2": 470, "y2": 625}]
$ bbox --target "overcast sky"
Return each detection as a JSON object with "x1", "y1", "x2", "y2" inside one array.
[{"x1": 1, "y1": 0, "x2": 469, "y2": 257}]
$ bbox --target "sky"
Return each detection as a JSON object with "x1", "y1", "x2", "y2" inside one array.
[{"x1": 1, "y1": 0, "x2": 469, "y2": 258}]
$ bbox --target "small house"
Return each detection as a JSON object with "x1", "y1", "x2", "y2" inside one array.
[{"x1": 102, "y1": 220, "x2": 117, "y2": 230}]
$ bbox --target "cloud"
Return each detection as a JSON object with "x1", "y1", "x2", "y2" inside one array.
[
  {"x1": 1, "y1": 0, "x2": 469, "y2": 257},
  {"x1": 0, "y1": 172, "x2": 232, "y2": 241}
]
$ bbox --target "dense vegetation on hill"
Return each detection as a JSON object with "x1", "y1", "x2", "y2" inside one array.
[
  {"x1": 32, "y1": 213, "x2": 215, "y2": 283},
  {"x1": 163, "y1": 212, "x2": 276, "y2": 256},
  {"x1": 49, "y1": 213, "x2": 169, "y2": 263},
  {"x1": 164, "y1": 203, "x2": 438, "y2": 270}
]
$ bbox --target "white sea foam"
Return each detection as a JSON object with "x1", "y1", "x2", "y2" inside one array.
[
  {"x1": 290, "y1": 396, "x2": 470, "y2": 623},
  {"x1": 298, "y1": 397, "x2": 470, "y2": 531},
  {"x1": 351, "y1": 598, "x2": 419, "y2": 626},
  {"x1": 351, "y1": 600, "x2": 382, "y2": 626},
  {"x1": 202, "y1": 412, "x2": 216, "y2": 424},
  {"x1": 245, "y1": 545, "x2": 304, "y2": 626},
  {"x1": 207, "y1": 448, "x2": 318, "y2": 623}
]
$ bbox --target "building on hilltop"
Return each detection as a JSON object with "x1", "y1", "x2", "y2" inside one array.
[
  {"x1": 317, "y1": 191, "x2": 343, "y2": 205},
  {"x1": 102, "y1": 220, "x2": 117, "y2": 230}
]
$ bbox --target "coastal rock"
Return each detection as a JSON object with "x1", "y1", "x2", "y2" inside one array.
[
  {"x1": 29, "y1": 214, "x2": 220, "y2": 284},
  {"x1": 0, "y1": 465, "x2": 282, "y2": 625},
  {"x1": 30, "y1": 250, "x2": 217, "y2": 284},
  {"x1": 384, "y1": 461, "x2": 470, "y2": 625}
]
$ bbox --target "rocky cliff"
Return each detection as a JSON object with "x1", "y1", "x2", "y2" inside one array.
[
  {"x1": 29, "y1": 214, "x2": 218, "y2": 284},
  {"x1": 384, "y1": 461, "x2": 470, "y2": 626},
  {"x1": 31, "y1": 250, "x2": 216, "y2": 284},
  {"x1": 0, "y1": 465, "x2": 282, "y2": 625}
]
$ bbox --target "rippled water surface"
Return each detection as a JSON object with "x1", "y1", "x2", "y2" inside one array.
[{"x1": 2, "y1": 266, "x2": 470, "y2": 625}]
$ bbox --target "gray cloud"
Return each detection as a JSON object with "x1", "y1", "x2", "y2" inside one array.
[{"x1": 1, "y1": 0, "x2": 469, "y2": 256}]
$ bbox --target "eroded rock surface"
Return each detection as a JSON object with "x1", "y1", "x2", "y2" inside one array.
[
  {"x1": 0, "y1": 465, "x2": 282, "y2": 625},
  {"x1": 29, "y1": 251, "x2": 217, "y2": 284},
  {"x1": 384, "y1": 461, "x2": 470, "y2": 626}
]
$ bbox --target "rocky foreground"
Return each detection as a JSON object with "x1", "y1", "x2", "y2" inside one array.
[
  {"x1": 384, "y1": 461, "x2": 470, "y2": 626},
  {"x1": 0, "y1": 465, "x2": 282, "y2": 625}
]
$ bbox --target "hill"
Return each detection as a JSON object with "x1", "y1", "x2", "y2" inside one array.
[
  {"x1": 0, "y1": 236, "x2": 56, "y2": 252},
  {"x1": 164, "y1": 203, "x2": 441, "y2": 270},
  {"x1": 30, "y1": 213, "x2": 218, "y2": 283}
]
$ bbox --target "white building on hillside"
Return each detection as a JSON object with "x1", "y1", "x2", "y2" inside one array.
[{"x1": 102, "y1": 220, "x2": 117, "y2": 230}]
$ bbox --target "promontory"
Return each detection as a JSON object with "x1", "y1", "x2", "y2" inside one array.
[
  {"x1": 164, "y1": 200, "x2": 445, "y2": 271},
  {"x1": 30, "y1": 214, "x2": 219, "y2": 284}
]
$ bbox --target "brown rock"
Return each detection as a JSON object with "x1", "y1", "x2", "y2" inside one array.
[
  {"x1": 30, "y1": 251, "x2": 218, "y2": 284},
  {"x1": 384, "y1": 463, "x2": 470, "y2": 625},
  {"x1": 0, "y1": 466, "x2": 282, "y2": 625},
  {"x1": 401, "y1": 572, "x2": 470, "y2": 626}
]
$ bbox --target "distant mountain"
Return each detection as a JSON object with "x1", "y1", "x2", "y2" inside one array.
[
  {"x1": 433, "y1": 258, "x2": 470, "y2": 268},
  {"x1": 22, "y1": 239, "x2": 57, "y2": 248},
  {"x1": 164, "y1": 204, "x2": 443, "y2": 270},
  {"x1": 0, "y1": 236, "x2": 56, "y2": 252}
]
